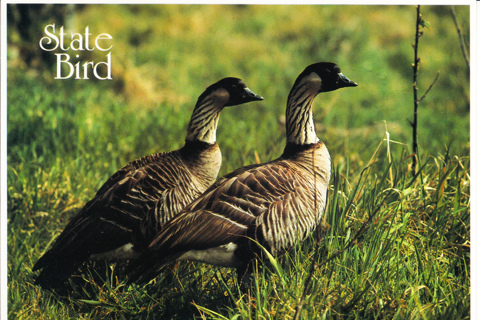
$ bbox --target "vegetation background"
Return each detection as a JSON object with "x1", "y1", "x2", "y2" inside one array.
[{"x1": 6, "y1": 4, "x2": 470, "y2": 319}]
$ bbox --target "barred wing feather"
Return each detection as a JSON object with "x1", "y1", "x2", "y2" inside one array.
[{"x1": 129, "y1": 158, "x2": 328, "y2": 283}]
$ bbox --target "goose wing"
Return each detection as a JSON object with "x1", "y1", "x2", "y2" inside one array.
[
  {"x1": 128, "y1": 160, "x2": 325, "y2": 283},
  {"x1": 33, "y1": 150, "x2": 197, "y2": 287}
]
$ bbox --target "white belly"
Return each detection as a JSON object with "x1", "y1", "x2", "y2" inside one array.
[
  {"x1": 89, "y1": 243, "x2": 139, "y2": 261},
  {"x1": 179, "y1": 242, "x2": 241, "y2": 267}
]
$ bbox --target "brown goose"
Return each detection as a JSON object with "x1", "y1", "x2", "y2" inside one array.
[
  {"x1": 126, "y1": 62, "x2": 357, "y2": 285},
  {"x1": 33, "y1": 77, "x2": 263, "y2": 290}
]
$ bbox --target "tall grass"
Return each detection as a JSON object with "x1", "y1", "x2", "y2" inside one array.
[
  {"x1": 7, "y1": 4, "x2": 469, "y2": 319},
  {"x1": 195, "y1": 141, "x2": 470, "y2": 320}
]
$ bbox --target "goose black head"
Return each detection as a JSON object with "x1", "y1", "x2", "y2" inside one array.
[
  {"x1": 200, "y1": 77, "x2": 264, "y2": 107},
  {"x1": 296, "y1": 62, "x2": 358, "y2": 94}
]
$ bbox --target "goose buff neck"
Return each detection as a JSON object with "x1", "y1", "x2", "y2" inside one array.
[
  {"x1": 185, "y1": 89, "x2": 230, "y2": 145},
  {"x1": 285, "y1": 72, "x2": 324, "y2": 145},
  {"x1": 285, "y1": 64, "x2": 358, "y2": 145},
  {"x1": 185, "y1": 78, "x2": 263, "y2": 145}
]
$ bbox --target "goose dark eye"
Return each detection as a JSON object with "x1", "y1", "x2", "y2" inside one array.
[{"x1": 232, "y1": 85, "x2": 244, "y2": 96}]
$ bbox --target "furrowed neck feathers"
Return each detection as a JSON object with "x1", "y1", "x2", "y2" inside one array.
[
  {"x1": 285, "y1": 72, "x2": 322, "y2": 145},
  {"x1": 185, "y1": 88, "x2": 230, "y2": 144}
]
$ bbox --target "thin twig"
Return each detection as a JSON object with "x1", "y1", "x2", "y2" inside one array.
[
  {"x1": 450, "y1": 6, "x2": 470, "y2": 69},
  {"x1": 418, "y1": 71, "x2": 440, "y2": 103}
]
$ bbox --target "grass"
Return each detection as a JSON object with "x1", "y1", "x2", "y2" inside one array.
[{"x1": 6, "y1": 4, "x2": 469, "y2": 319}]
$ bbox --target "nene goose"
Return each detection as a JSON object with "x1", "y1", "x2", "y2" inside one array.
[
  {"x1": 33, "y1": 77, "x2": 263, "y2": 290},
  {"x1": 126, "y1": 62, "x2": 357, "y2": 285}
]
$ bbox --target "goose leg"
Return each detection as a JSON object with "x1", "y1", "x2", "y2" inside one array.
[{"x1": 236, "y1": 262, "x2": 255, "y2": 293}]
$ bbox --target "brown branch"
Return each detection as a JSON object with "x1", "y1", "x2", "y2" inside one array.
[
  {"x1": 450, "y1": 6, "x2": 470, "y2": 69},
  {"x1": 418, "y1": 71, "x2": 440, "y2": 103},
  {"x1": 411, "y1": 5, "x2": 421, "y2": 175}
]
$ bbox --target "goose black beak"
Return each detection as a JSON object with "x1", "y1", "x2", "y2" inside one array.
[
  {"x1": 338, "y1": 73, "x2": 358, "y2": 88},
  {"x1": 244, "y1": 88, "x2": 264, "y2": 101}
]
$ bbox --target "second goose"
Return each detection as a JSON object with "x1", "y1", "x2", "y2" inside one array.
[{"x1": 126, "y1": 62, "x2": 357, "y2": 285}]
